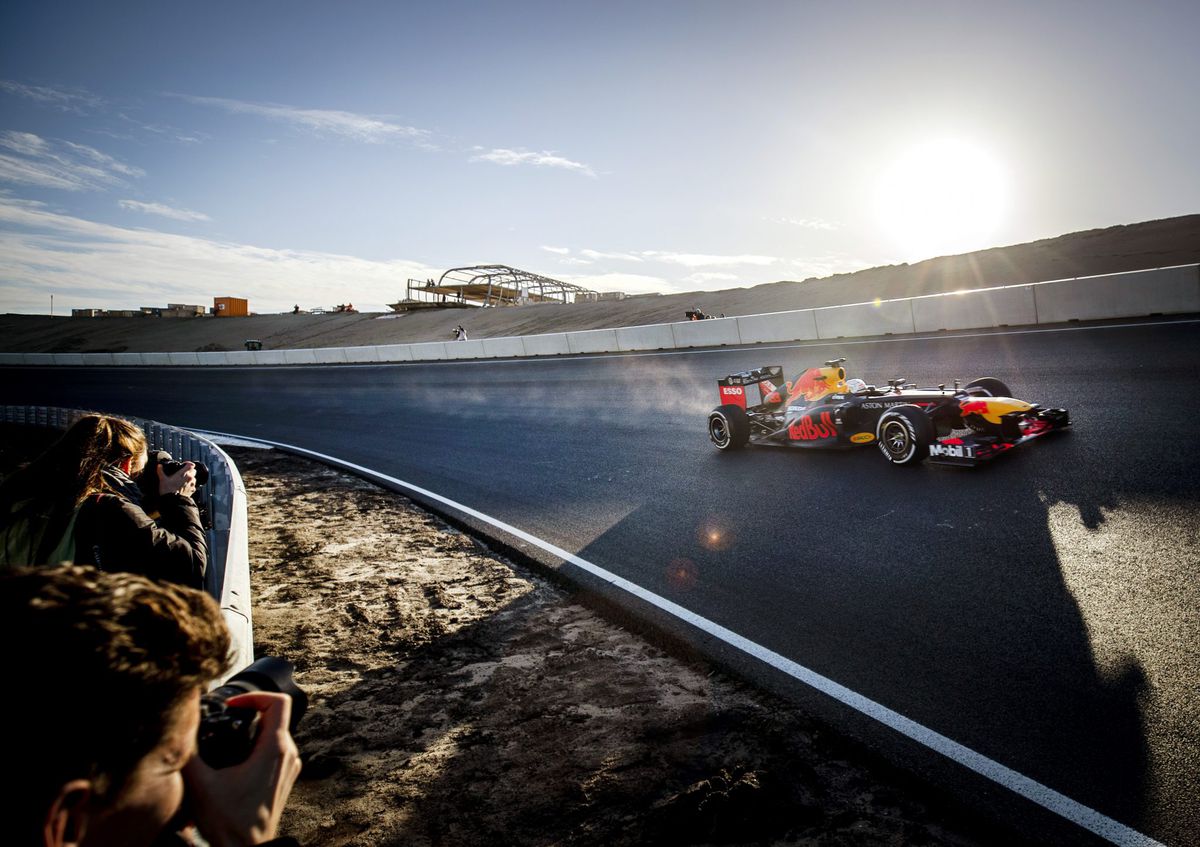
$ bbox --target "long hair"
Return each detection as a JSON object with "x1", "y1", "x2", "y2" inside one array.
[
  {"x1": 1, "y1": 416, "x2": 148, "y2": 566},
  {"x1": 0, "y1": 414, "x2": 147, "y2": 512}
]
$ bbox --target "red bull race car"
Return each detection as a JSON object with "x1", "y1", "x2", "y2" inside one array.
[{"x1": 707, "y1": 358, "x2": 1069, "y2": 467}]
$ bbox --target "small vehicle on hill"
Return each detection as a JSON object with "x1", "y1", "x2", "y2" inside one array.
[{"x1": 706, "y1": 358, "x2": 1069, "y2": 466}]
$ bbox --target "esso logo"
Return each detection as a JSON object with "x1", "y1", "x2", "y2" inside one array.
[{"x1": 721, "y1": 386, "x2": 744, "y2": 396}]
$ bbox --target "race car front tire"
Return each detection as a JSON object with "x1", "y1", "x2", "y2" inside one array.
[
  {"x1": 708, "y1": 404, "x2": 750, "y2": 450},
  {"x1": 876, "y1": 405, "x2": 933, "y2": 466},
  {"x1": 964, "y1": 377, "x2": 1012, "y2": 397}
]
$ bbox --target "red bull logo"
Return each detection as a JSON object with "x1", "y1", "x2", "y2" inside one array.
[
  {"x1": 786, "y1": 367, "x2": 847, "y2": 403},
  {"x1": 959, "y1": 397, "x2": 1031, "y2": 424},
  {"x1": 788, "y1": 410, "x2": 837, "y2": 441}
]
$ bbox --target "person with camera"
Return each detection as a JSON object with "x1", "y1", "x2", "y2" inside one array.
[
  {"x1": 1, "y1": 564, "x2": 302, "y2": 846},
  {"x1": 0, "y1": 414, "x2": 207, "y2": 588}
]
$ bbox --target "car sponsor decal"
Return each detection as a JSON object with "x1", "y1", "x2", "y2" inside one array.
[
  {"x1": 850, "y1": 432, "x2": 875, "y2": 443},
  {"x1": 930, "y1": 442, "x2": 976, "y2": 459},
  {"x1": 863, "y1": 400, "x2": 938, "y2": 410},
  {"x1": 788, "y1": 410, "x2": 837, "y2": 441},
  {"x1": 719, "y1": 384, "x2": 746, "y2": 408}
]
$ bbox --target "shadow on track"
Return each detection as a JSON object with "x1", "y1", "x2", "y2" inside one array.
[{"x1": 568, "y1": 430, "x2": 1155, "y2": 842}]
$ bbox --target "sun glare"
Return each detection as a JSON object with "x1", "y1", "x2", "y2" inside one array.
[{"x1": 875, "y1": 138, "x2": 1009, "y2": 260}]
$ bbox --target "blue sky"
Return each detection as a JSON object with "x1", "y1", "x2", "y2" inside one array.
[{"x1": 2, "y1": 0, "x2": 1197, "y2": 314}]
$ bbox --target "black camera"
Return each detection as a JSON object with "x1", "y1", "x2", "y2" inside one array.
[
  {"x1": 152, "y1": 449, "x2": 210, "y2": 488},
  {"x1": 197, "y1": 656, "x2": 308, "y2": 769},
  {"x1": 137, "y1": 450, "x2": 209, "y2": 508}
]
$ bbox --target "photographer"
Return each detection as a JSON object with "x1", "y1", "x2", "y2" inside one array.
[
  {"x1": 0, "y1": 414, "x2": 207, "y2": 588},
  {"x1": 0, "y1": 565, "x2": 302, "y2": 846}
]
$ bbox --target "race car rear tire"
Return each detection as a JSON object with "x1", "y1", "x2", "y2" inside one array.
[
  {"x1": 708, "y1": 404, "x2": 750, "y2": 450},
  {"x1": 876, "y1": 404, "x2": 933, "y2": 466},
  {"x1": 965, "y1": 377, "x2": 1012, "y2": 397}
]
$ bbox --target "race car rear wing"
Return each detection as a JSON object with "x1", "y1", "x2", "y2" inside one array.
[{"x1": 717, "y1": 366, "x2": 784, "y2": 409}]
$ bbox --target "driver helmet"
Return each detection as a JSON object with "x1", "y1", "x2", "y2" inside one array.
[{"x1": 846, "y1": 378, "x2": 868, "y2": 393}]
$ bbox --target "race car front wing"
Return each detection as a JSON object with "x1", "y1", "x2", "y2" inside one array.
[{"x1": 927, "y1": 408, "x2": 1070, "y2": 466}]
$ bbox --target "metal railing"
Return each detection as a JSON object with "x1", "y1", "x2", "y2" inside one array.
[{"x1": 1, "y1": 406, "x2": 254, "y2": 671}]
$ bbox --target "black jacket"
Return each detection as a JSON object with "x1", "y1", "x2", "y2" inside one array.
[{"x1": 74, "y1": 468, "x2": 207, "y2": 588}]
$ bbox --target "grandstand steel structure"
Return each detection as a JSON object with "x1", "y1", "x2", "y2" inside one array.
[{"x1": 394, "y1": 265, "x2": 596, "y2": 310}]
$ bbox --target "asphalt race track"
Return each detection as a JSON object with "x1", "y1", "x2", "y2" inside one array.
[{"x1": 6, "y1": 318, "x2": 1198, "y2": 845}]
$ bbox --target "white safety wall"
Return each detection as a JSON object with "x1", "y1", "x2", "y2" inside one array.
[{"x1": 2, "y1": 264, "x2": 1195, "y2": 368}]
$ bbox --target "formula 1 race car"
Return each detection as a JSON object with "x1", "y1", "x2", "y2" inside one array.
[{"x1": 707, "y1": 358, "x2": 1069, "y2": 467}]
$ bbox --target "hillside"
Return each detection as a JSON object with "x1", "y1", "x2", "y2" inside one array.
[{"x1": 2, "y1": 214, "x2": 1197, "y2": 354}]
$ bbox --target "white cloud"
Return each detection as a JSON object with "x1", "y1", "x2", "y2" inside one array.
[
  {"x1": 0, "y1": 131, "x2": 144, "y2": 191},
  {"x1": 640, "y1": 251, "x2": 778, "y2": 268},
  {"x1": 0, "y1": 80, "x2": 103, "y2": 113},
  {"x1": 765, "y1": 216, "x2": 840, "y2": 231},
  {"x1": 0, "y1": 198, "x2": 440, "y2": 314},
  {"x1": 471, "y1": 148, "x2": 596, "y2": 178},
  {"x1": 580, "y1": 248, "x2": 642, "y2": 262},
  {"x1": 177, "y1": 94, "x2": 432, "y2": 146},
  {"x1": 540, "y1": 245, "x2": 570, "y2": 255},
  {"x1": 119, "y1": 199, "x2": 211, "y2": 222}
]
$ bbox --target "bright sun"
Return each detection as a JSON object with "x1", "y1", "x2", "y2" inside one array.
[{"x1": 875, "y1": 138, "x2": 1009, "y2": 260}]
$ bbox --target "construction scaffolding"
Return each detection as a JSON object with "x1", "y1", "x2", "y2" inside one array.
[{"x1": 392, "y1": 265, "x2": 597, "y2": 311}]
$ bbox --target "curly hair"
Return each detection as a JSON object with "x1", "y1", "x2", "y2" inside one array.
[{"x1": 0, "y1": 565, "x2": 232, "y2": 828}]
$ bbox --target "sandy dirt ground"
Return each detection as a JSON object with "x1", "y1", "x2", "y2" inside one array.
[
  {"x1": 226, "y1": 446, "x2": 1004, "y2": 846},
  {"x1": 3, "y1": 215, "x2": 1197, "y2": 354}
]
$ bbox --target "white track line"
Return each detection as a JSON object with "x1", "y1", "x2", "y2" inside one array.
[{"x1": 199, "y1": 429, "x2": 1166, "y2": 847}]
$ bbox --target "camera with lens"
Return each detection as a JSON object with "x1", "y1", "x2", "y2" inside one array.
[
  {"x1": 198, "y1": 656, "x2": 308, "y2": 769},
  {"x1": 137, "y1": 451, "x2": 211, "y2": 523},
  {"x1": 152, "y1": 449, "x2": 209, "y2": 488}
]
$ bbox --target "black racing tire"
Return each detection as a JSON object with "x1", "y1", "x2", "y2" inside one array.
[
  {"x1": 876, "y1": 404, "x2": 934, "y2": 466},
  {"x1": 708, "y1": 404, "x2": 750, "y2": 451},
  {"x1": 965, "y1": 377, "x2": 1012, "y2": 397}
]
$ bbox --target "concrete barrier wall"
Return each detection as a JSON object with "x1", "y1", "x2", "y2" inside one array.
[
  {"x1": 260, "y1": 350, "x2": 292, "y2": 365},
  {"x1": 736, "y1": 310, "x2": 819, "y2": 343},
  {"x1": 446, "y1": 339, "x2": 486, "y2": 360},
  {"x1": 282, "y1": 348, "x2": 318, "y2": 365},
  {"x1": 568, "y1": 328, "x2": 620, "y2": 354},
  {"x1": 5, "y1": 265, "x2": 1195, "y2": 368},
  {"x1": 815, "y1": 299, "x2": 914, "y2": 338},
  {"x1": 616, "y1": 323, "x2": 676, "y2": 351},
  {"x1": 373, "y1": 344, "x2": 414, "y2": 363},
  {"x1": 672, "y1": 317, "x2": 742, "y2": 348},
  {"x1": 409, "y1": 342, "x2": 447, "y2": 361},
  {"x1": 1033, "y1": 265, "x2": 1200, "y2": 324},
  {"x1": 912, "y1": 286, "x2": 1038, "y2": 332},
  {"x1": 522, "y1": 333, "x2": 571, "y2": 355},
  {"x1": 481, "y1": 337, "x2": 527, "y2": 358},
  {"x1": 343, "y1": 345, "x2": 383, "y2": 363},
  {"x1": 313, "y1": 347, "x2": 349, "y2": 364}
]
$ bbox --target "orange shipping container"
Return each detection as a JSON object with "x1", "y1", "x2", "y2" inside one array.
[{"x1": 213, "y1": 296, "x2": 248, "y2": 317}]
